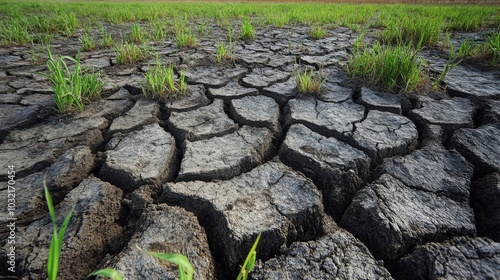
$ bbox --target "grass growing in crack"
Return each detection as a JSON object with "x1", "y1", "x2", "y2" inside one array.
[
  {"x1": 142, "y1": 56, "x2": 187, "y2": 99},
  {"x1": 294, "y1": 68, "x2": 325, "y2": 95},
  {"x1": 457, "y1": 39, "x2": 479, "y2": 60},
  {"x1": 42, "y1": 49, "x2": 103, "y2": 112},
  {"x1": 80, "y1": 32, "x2": 96, "y2": 52},
  {"x1": 176, "y1": 30, "x2": 197, "y2": 48},
  {"x1": 486, "y1": 32, "x2": 500, "y2": 65},
  {"x1": 310, "y1": 25, "x2": 327, "y2": 40},
  {"x1": 433, "y1": 44, "x2": 461, "y2": 91},
  {"x1": 198, "y1": 21, "x2": 206, "y2": 35},
  {"x1": 347, "y1": 42, "x2": 425, "y2": 93},
  {"x1": 100, "y1": 26, "x2": 115, "y2": 48},
  {"x1": 44, "y1": 177, "x2": 74, "y2": 280},
  {"x1": 237, "y1": 232, "x2": 261, "y2": 280},
  {"x1": 240, "y1": 19, "x2": 255, "y2": 41},
  {"x1": 129, "y1": 23, "x2": 147, "y2": 44},
  {"x1": 44, "y1": 181, "x2": 123, "y2": 280},
  {"x1": 215, "y1": 41, "x2": 234, "y2": 63},
  {"x1": 115, "y1": 42, "x2": 150, "y2": 64},
  {"x1": 149, "y1": 19, "x2": 167, "y2": 41}
]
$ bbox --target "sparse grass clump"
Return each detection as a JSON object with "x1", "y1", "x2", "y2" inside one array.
[
  {"x1": 215, "y1": 41, "x2": 234, "y2": 63},
  {"x1": 295, "y1": 68, "x2": 325, "y2": 95},
  {"x1": 129, "y1": 23, "x2": 147, "y2": 44},
  {"x1": 240, "y1": 19, "x2": 255, "y2": 41},
  {"x1": 43, "y1": 49, "x2": 103, "y2": 113},
  {"x1": 115, "y1": 42, "x2": 150, "y2": 64},
  {"x1": 100, "y1": 26, "x2": 115, "y2": 48},
  {"x1": 347, "y1": 42, "x2": 425, "y2": 93},
  {"x1": 176, "y1": 30, "x2": 197, "y2": 48},
  {"x1": 141, "y1": 57, "x2": 187, "y2": 99},
  {"x1": 309, "y1": 25, "x2": 327, "y2": 40},
  {"x1": 80, "y1": 32, "x2": 96, "y2": 52}
]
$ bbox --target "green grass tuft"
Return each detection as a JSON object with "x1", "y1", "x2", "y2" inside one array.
[
  {"x1": 347, "y1": 42, "x2": 426, "y2": 93},
  {"x1": 295, "y1": 68, "x2": 325, "y2": 95},
  {"x1": 141, "y1": 56, "x2": 188, "y2": 99},
  {"x1": 309, "y1": 25, "x2": 327, "y2": 40},
  {"x1": 115, "y1": 42, "x2": 150, "y2": 65},
  {"x1": 240, "y1": 19, "x2": 255, "y2": 40},
  {"x1": 176, "y1": 30, "x2": 197, "y2": 48},
  {"x1": 236, "y1": 232, "x2": 262, "y2": 280}
]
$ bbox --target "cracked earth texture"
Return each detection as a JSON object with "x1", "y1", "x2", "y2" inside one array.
[{"x1": 0, "y1": 22, "x2": 499, "y2": 279}]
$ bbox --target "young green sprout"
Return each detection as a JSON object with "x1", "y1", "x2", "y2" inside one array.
[
  {"x1": 240, "y1": 19, "x2": 255, "y2": 41},
  {"x1": 87, "y1": 268, "x2": 124, "y2": 280},
  {"x1": 44, "y1": 176, "x2": 74, "y2": 280},
  {"x1": 138, "y1": 245, "x2": 194, "y2": 280},
  {"x1": 237, "y1": 232, "x2": 262, "y2": 280}
]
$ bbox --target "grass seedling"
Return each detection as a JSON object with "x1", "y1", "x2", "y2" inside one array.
[
  {"x1": 487, "y1": 32, "x2": 500, "y2": 65},
  {"x1": 227, "y1": 26, "x2": 235, "y2": 44},
  {"x1": 142, "y1": 56, "x2": 187, "y2": 99},
  {"x1": 80, "y1": 32, "x2": 96, "y2": 52},
  {"x1": 115, "y1": 42, "x2": 150, "y2": 65},
  {"x1": 310, "y1": 25, "x2": 327, "y2": 40},
  {"x1": 240, "y1": 19, "x2": 255, "y2": 41},
  {"x1": 138, "y1": 246, "x2": 194, "y2": 280},
  {"x1": 457, "y1": 39, "x2": 479, "y2": 60},
  {"x1": 176, "y1": 30, "x2": 197, "y2": 48},
  {"x1": 87, "y1": 268, "x2": 124, "y2": 280},
  {"x1": 129, "y1": 23, "x2": 147, "y2": 44},
  {"x1": 198, "y1": 21, "x2": 206, "y2": 35},
  {"x1": 150, "y1": 19, "x2": 167, "y2": 41},
  {"x1": 42, "y1": 49, "x2": 103, "y2": 112},
  {"x1": 215, "y1": 41, "x2": 234, "y2": 63},
  {"x1": 433, "y1": 44, "x2": 460, "y2": 91},
  {"x1": 237, "y1": 232, "x2": 262, "y2": 280},
  {"x1": 44, "y1": 176, "x2": 74, "y2": 280},
  {"x1": 347, "y1": 42, "x2": 425, "y2": 93},
  {"x1": 295, "y1": 68, "x2": 325, "y2": 95},
  {"x1": 101, "y1": 27, "x2": 115, "y2": 48}
]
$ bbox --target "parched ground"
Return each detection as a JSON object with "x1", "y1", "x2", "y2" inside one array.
[{"x1": 1, "y1": 21, "x2": 499, "y2": 279}]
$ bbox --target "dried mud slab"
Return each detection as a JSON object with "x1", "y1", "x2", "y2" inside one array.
[
  {"x1": 398, "y1": 237, "x2": 500, "y2": 280},
  {"x1": 377, "y1": 146, "x2": 473, "y2": 202},
  {"x1": 317, "y1": 83, "x2": 352, "y2": 103},
  {"x1": 471, "y1": 173, "x2": 500, "y2": 242},
  {"x1": 445, "y1": 65, "x2": 500, "y2": 101},
  {"x1": 0, "y1": 177, "x2": 123, "y2": 279},
  {"x1": 163, "y1": 159, "x2": 328, "y2": 276},
  {"x1": 286, "y1": 97, "x2": 365, "y2": 139},
  {"x1": 177, "y1": 126, "x2": 273, "y2": 181},
  {"x1": 229, "y1": 95, "x2": 280, "y2": 134},
  {"x1": 352, "y1": 110, "x2": 418, "y2": 163},
  {"x1": 341, "y1": 174, "x2": 475, "y2": 260},
  {"x1": 207, "y1": 81, "x2": 259, "y2": 101},
  {"x1": 100, "y1": 123, "x2": 176, "y2": 192},
  {"x1": 109, "y1": 99, "x2": 159, "y2": 133},
  {"x1": 165, "y1": 84, "x2": 210, "y2": 112},
  {"x1": 0, "y1": 146, "x2": 94, "y2": 240},
  {"x1": 358, "y1": 87, "x2": 402, "y2": 115},
  {"x1": 449, "y1": 124, "x2": 500, "y2": 175},
  {"x1": 0, "y1": 104, "x2": 44, "y2": 135},
  {"x1": 0, "y1": 117, "x2": 107, "y2": 179},
  {"x1": 241, "y1": 67, "x2": 290, "y2": 88},
  {"x1": 262, "y1": 77, "x2": 298, "y2": 106},
  {"x1": 181, "y1": 64, "x2": 248, "y2": 87},
  {"x1": 102, "y1": 204, "x2": 216, "y2": 279},
  {"x1": 250, "y1": 231, "x2": 393, "y2": 280},
  {"x1": 279, "y1": 124, "x2": 370, "y2": 220},
  {"x1": 168, "y1": 99, "x2": 238, "y2": 142}
]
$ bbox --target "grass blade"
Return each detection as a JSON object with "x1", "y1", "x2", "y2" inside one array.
[{"x1": 87, "y1": 268, "x2": 124, "y2": 280}]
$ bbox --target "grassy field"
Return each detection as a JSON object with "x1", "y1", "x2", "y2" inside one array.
[{"x1": 1, "y1": 0, "x2": 499, "y2": 103}]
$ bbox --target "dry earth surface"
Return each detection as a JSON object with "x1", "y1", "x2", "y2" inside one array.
[{"x1": 1, "y1": 21, "x2": 500, "y2": 279}]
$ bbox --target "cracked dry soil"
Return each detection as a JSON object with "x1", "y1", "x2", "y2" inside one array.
[{"x1": 1, "y1": 22, "x2": 500, "y2": 280}]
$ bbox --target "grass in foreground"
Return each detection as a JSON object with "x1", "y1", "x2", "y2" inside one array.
[
  {"x1": 44, "y1": 177, "x2": 74, "y2": 280},
  {"x1": 176, "y1": 30, "x2": 197, "y2": 48},
  {"x1": 309, "y1": 25, "x2": 327, "y2": 40},
  {"x1": 240, "y1": 19, "x2": 255, "y2": 41},
  {"x1": 347, "y1": 41, "x2": 426, "y2": 93}
]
